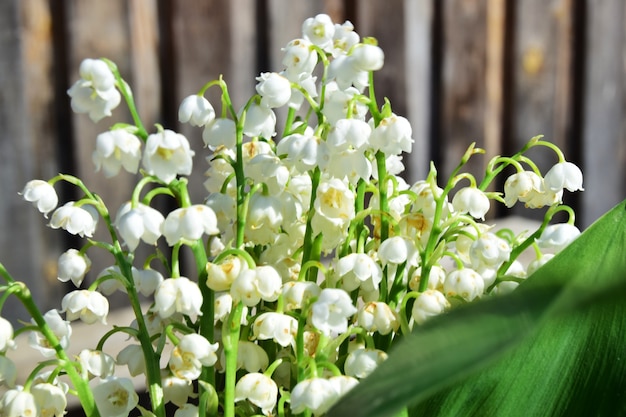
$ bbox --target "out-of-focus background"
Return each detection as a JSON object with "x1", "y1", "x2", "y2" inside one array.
[{"x1": 0, "y1": 0, "x2": 624, "y2": 321}]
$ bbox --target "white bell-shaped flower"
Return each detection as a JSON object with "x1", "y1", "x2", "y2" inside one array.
[
  {"x1": 357, "y1": 301, "x2": 399, "y2": 335},
  {"x1": 174, "y1": 404, "x2": 199, "y2": 417},
  {"x1": 290, "y1": 377, "x2": 340, "y2": 415},
  {"x1": 345, "y1": 347, "x2": 388, "y2": 379},
  {"x1": 234, "y1": 372, "x2": 278, "y2": 416},
  {"x1": 161, "y1": 205, "x2": 219, "y2": 246},
  {"x1": 77, "y1": 349, "x2": 116, "y2": 379},
  {"x1": 0, "y1": 317, "x2": 15, "y2": 352},
  {"x1": 325, "y1": 148, "x2": 372, "y2": 184},
  {"x1": 411, "y1": 289, "x2": 450, "y2": 325},
  {"x1": 49, "y1": 202, "x2": 98, "y2": 238},
  {"x1": 243, "y1": 103, "x2": 276, "y2": 138},
  {"x1": 314, "y1": 177, "x2": 355, "y2": 225},
  {"x1": 20, "y1": 179, "x2": 58, "y2": 218},
  {"x1": 377, "y1": 236, "x2": 419, "y2": 266},
  {"x1": 311, "y1": 288, "x2": 357, "y2": 336},
  {"x1": 335, "y1": 252, "x2": 383, "y2": 293},
  {"x1": 245, "y1": 153, "x2": 290, "y2": 195},
  {"x1": 29, "y1": 309, "x2": 72, "y2": 357},
  {"x1": 235, "y1": 341, "x2": 269, "y2": 373},
  {"x1": 202, "y1": 118, "x2": 236, "y2": 150},
  {"x1": 206, "y1": 255, "x2": 247, "y2": 292},
  {"x1": 331, "y1": 21, "x2": 360, "y2": 56},
  {"x1": 452, "y1": 187, "x2": 490, "y2": 220},
  {"x1": 302, "y1": 14, "x2": 335, "y2": 50},
  {"x1": 256, "y1": 72, "x2": 292, "y2": 108},
  {"x1": 527, "y1": 253, "x2": 555, "y2": 276},
  {"x1": 162, "y1": 374, "x2": 195, "y2": 407},
  {"x1": 31, "y1": 382, "x2": 67, "y2": 417},
  {"x1": 61, "y1": 290, "x2": 109, "y2": 325},
  {"x1": 142, "y1": 129, "x2": 194, "y2": 183},
  {"x1": 327, "y1": 118, "x2": 372, "y2": 151},
  {"x1": 116, "y1": 344, "x2": 145, "y2": 377},
  {"x1": 503, "y1": 171, "x2": 562, "y2": 208},
  {"x1": 92, "y1": 129, "x2": 142, "y2": 177},
  {"x1": 369, "y1": 114, "x2": 413, "y2": 155},
  {"x1": 443, "y1": 268, "x2": 485, "y2": 301},
  {"x1": 284, "y1": 71, "x2": 318, "y2": 110},
  {"x1": 469, "y1": 232, "x2": 511, "y2": 271},
  {"x1": 115, "y1": 201, "x2": 165, "y2": 251},
  {"x1": 276, "y1": 132, "x2": 326, "y2": 174},
  {"x1": 252, "y1": 312, "x2": 298, "y2": 347},
  {"x1": 543, "y1": 161, "x2": 584, "y2": 192},
  {"x1": 350, "y1": 43, "x2": 385, "y2": 72},
  {"x1": 411, "y1": 180, "x2": 448, "y2": 219},
  {"x1": 536, "y1": 223, "x2": 581, "y2": 252},
  {"x1": 409, "y1": 265, "x2": 446, "y2": 291},
  {"x1": 169, "y1": 333, "x2": 218, "y2": 380},
  {"x1": 0, "y1": 356, "x2": 17, "y2": 388},
  {"x1": 154, "y1": 277, "x2": 203, "y2": 319},
  {"x1": 92, "y1": 377, "x2": 139, "y2": 417},
  {"x1": 282, "y1": 281, "x2": 321, "y2": 311},
  {"x1": 57, "y1": 249, "x2": 91, "y2": 287},
  {"x1": 0, "y1": 389, "x2": 38, "y2": 417},
  {"x1": 67, "y1": 58, "x2": 121, "y2": 122},
  {"x1": 324, "y1": 83, "x2": 368, "y2": 124},
  {"x1": 231, "y1": 266, "x2": 282, "y2": 307},
  {"x1": 178, "y1": 94, "x2": 215, "y2": 127},
  {"x1": 245, "y1": 193, "x2": 284, "y2": 245},
  {"x1": 328, "y1": 54, "x2": 369, "y2": 91},
  {"x1": 132, "y1": 267, "x2": 164, "y2": 297},
  {"x1": 282, "y1": 38, "x2": 318, "y2": 77}
]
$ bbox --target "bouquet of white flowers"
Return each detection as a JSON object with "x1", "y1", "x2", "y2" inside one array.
[{"x1": 0, "y1": 13, "x2": 593, "y2": 417}]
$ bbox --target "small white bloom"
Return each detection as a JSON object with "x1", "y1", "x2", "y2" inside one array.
[
  {"x1": 234, "y1": 372, "x2": 278, "y2": 416},
  {"x1": 369, "y1": 114, "x2": 413, "y2": 155},
  {"x1": 503, "y1": 171, "x2": 561, "y2": 208},
  {"x1": 49, "y1": 202, "x2": 98, "y2": 237},
  {"x1": 0, "y1": 317, "x2": 15, "y2": 352},
  {"x1": 162, "y1": 374, "x2": 195, "y2": 407},
  {"x1": 132, "y1": 267, "x2": 164, "y2": 297},
  {"x1": 142, "y1": 129, "x2": 194, "y2": 183},
  {"x1": 93, "y1": 377, "x2": 139, "y2": 417},
  {"x1": 409, "y1": 265, "x2": 446, "y2": 291},
  {"x1": 443, "y1": 268, "x2": 485, "y2": 301},
  {"x1": 243, "y1": 103, "x2": 276, "y2": 138},
  {"x1": 332, "y1": 21, "x2": 360, "y2": 55},
  {"x1": 282, "y1": 38, "x2": 318, "y2": 77},
  {"x1": 174, "y1": 404, "x2": 199, "y2": 417},
  {"x1": 327, "y1": 118, "x2": 372, "y2": 151},
  {"x1": 469, "y1": 232, "x2": 511, "y2": 271},
  {"x1": 276, "y1": 132, "x2": 327, "y2": 174},
  {"x1": 205, "y1": 192, "x2": 237, "y2": 233},
  {"x1": 78, "y1": 349, "x2": 116, "y2": 379},
  {"x1": 290, "y1": 377, "x2": 339, "y2": 415},
  {"x1": 235, "y1": 341, "x2": 269, "y2": 373},
  {"x1": 169, "y1": 334, "x2": 218, "y2": 380},
  {"x1": 115, "y1": 201, "x2": 165, "y2": 251},
  {"x1": 20, "y1": 180, "x2": 58, "y2": 217},
  {"x1": 31, "y1": 383, "x2": 67, "y2": 417},
  {"x1": 411, "y1": 180, "x2": 448, "y2": 219},
  {"x1": 311, "y1": 288, "x2": 357, "y2": 336},
  {"x1": 527, "y1": 253, "x2": 555, "y2": 276},
  {"x1": 56, "y1": 248, "x2": 91, "y2": 287},
  {"x1": 92, "y1": 129, "x2": 142, "y2": 177},
  {"x1": 252, "y1": 312, "x2": 298, "y2": 347},
  {"x1": 206, "y1": 255, "x2": 247, "y2": 292},
  {"x1": 284, "y1": 71, "x2": 318, "y2": 110},
  {"x1": 29, "y1": 310, "x2": 72, "y2": 357},
  {"x1": 231, "y1": 266, "x2": 282, "y2": 307},
  {"x1": 245, "y1": 193, "x2": 284, "y2": 245},
  {"x1": 67, "y1": 58, "x2": 121, "y2": 122},
  {"x1": 377, "y1": 236, "x2": 419, "y2": 266},
  {"x1": 178, "y1": 94, "x2": 215, "y2": 127},
  {"x1": 202, "y1": 118, "x2": 237, "y2": 150},
  {"x1": 245, "y1": 153, "x2": 290, "y2": 195},
  {"x1": 324, "y1": 83, "x2": 368, "y2": 124},
  {"x1": 61, "y1": 290, "x2": 109, "y2": 325},
  {"x1": 350, "y1": 43, "x2": 385, "y2": 72},
  {"x1": 256, "y1": 72, "x2": 292, "y2": 108},
  {"x1": 325, "y1": 148, "x2": 372, "y2": 184},
  {"x1": 411, "y1": 289, "x2": 450, "y2": 325},
  {"x1": 161, "y1": 205, "x2": 219, "y2": 245},
  {"x1": 328, "y1": 54, "x2": 369, "y2": 91},
  {"x1": 335, "y1": 253, "x2": 383, "y2": 293},
  {"x1": 314, "y1": 177, "x2": 355, "y2": 225},
  {"x1": 345, "y1": 347, "x2": 388, "y2": 379},
  {"x1": 213, "y1": 292, "x2": 234, "y2": 322},
  {"x1": 0, "y1": 388, "x2": 38, "y2": 417},
  {"x1": 0, "y1": 356, "x2": 17, "y2": 388},
  {"x1": 116, "y1": 344, "x2": 145, "y2": 377},
  {"x1": 95, "y1": 265, "x2": 127, "y2": 296},
  {"x1": 154, "y1": 277, "x2": 203, "y2": 319},
  {"x1": 282, "y1": 281, "x2": 321, "y2": 311},
  {"x1": 536, "y1": 223, "x2": 581, "y2": 252},
  {"x1": 302, "y1": 14, "x2": 335, "y2": 50},
  {"x1": 452, "y1": 187, "x2": 490, "y2": 220},
  {"x1": 357, "y1": 301, "x2": 399, "y2": 335},
  {"x1": 544, "y1": 161, "x2": 584, "y2": 192}
]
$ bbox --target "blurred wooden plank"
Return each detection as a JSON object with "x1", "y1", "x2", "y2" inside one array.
[
  {"x1": 404, "y1": 0, "x2": 434, "y2": 182},
  {"x1": 580, "y1": 0, "x2": 625, "y2": 226},
  {"x1": 439, "y1": 0, "x2": 488, "y2": 179},
  {"x1": 484, "y1": 0, "x2": 505, "y2": 168}
]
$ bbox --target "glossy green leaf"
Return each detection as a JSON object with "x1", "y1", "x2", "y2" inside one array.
[{"x1": 327, "y1": 200, "x2": 626, "y2": 417}]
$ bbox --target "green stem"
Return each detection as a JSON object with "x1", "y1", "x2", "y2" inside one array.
[{"x1": 223, "y1": 302, "x2": 244, "y2": 417}]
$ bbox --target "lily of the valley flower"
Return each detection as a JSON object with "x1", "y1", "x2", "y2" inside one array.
[
  {"x1": 335, "y1": 253, "x2": 383, "y2": 292},
  {"x1": 67, "y1": 58, "x2": 121, "y2": 122},
  {"x1": 282, "y1": 39, "x2": 318, "y2": 77},
  {"x1": 56, "y1": 249, "x2": 91, "y2": 287},
  {"x1": 234, "y1": 372, "x2": 278, "y2": 416},
  {"x1": 369, "y1": 114, "x2": 413, "y2": 155},
  {"x1": 290, "y1": 377, "x2": 339, "y2": 415},
  {"x1": 357, "y1": 301, "x2": 399, "y2": 335},
  {"x1": 77, "y1": 349, "x2": 116, "y2": 379},
  {"x1": 252, "y1": 312, "x2": 298, "y2": 347},
  {"x1": 302, "y1": 14, "x2": 335, "y2": 50},
  {"x1": 0, "y1": 317, "x2": 15, "y2": 352},
  {"x1": 174, "y1": 404, "x2": 199, "y2": 417},
  {"x1": 154, "y1": 277, "x2": 203, "y2": 319},
  {"x1": 544, "y1": 161, "x2": 584, "y2": 192},
  {"x1": 92, "y1": 129, "x2": 142, "y2": 177},
  {"x1": 162, "y1": 205, "x2": 219, "y2": 245},
  {"x1": 92, "y1": 377, "x2": 139, "y2": 417},
  {"x1": 116, "y1": 344, "x2": 145, "y2": 377},
  {"x1": 452, "y1": 186, "x2": 491, "y2": 220},
  {"x1": 20, "y1": 180, "x2": 58, "y2": 218},
  {"x1": 142, "y1": 129, "x2": 194, "y2": 183},
  {"x1": 61, "y1": 290, "x2": 109, "y2": 325},
  {"x1": 0, "y1": 388, "x2": 38, "y2": 417},
  {"x1": 242, "y1": 103, "x2": 276, "y2": 138},
  {"x1": 178, "y1": 94, "x2": 215, "y2": 127},
  {"x1": 49, "y1": 202, "x2": 98, "y2": 238},
  {"x1": 31, "y1": 382, "x2": 67, "y2": 417},
  {"x1": 169, "y1": 334, "x2": 218, "y2": 380},
  {"x1": 311, "y1": 288, "x2": 357, "y2": 336},
  {"x1": 29, "y1": 309, "x2": 72, "y2": 358},
  {"x1": 443, "y1": 268, "x2": 485, "y2": 302},
  {"x1": 411, "y1": 289, "x2": 450, "y2": 325},
  {"x1": 231, "y1": 266, "x2": 282, "y2": 307},
  {"x1": 115, "y1": 201, "x2": 165, "y2": 251},
  {"x1": 537, "y1": 223, "x2": 581, "y2": 252},
  {"x1": 344, "y1": 347, "x2": 388, "y2": 379},
  {"x1": 256, "y1": 72, "x2": 292, "y2": 108},
  {"x1": 162, "y1": 374, "x2": 195, "y2": 407}
]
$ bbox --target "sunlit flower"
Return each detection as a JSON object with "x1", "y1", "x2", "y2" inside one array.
[
  {"x1": 245, "y1": 193, "x2": 284, "y2": 245},
  {"x1": 174, "y1": 404, "x2": 199, "y2": 417},
  {"x1": 162, "y1": 374, "x2": 195, "y2": 408},
  {"x1": 161, "y1": 205, "x2": 219, "y2": 245},
  {"x1": 20, "y1": 180, "x2": 58, "y2": 218},
  {"x1": 142, "y1": 129, "x2": 194, "y2": 183},
  {"x1": 0, "y1": 388, "x2": 38, "y2": 417},
  {"x1": 282, "y1": 38, "x2": 318, "y2": 77},
  {"x1": 202, "y1": 118, "x2": 237, "y2": 150},
  {"x1": 0, "y1": 317, "x2": 15, "y2": 352},
  {"x1": 77, "y1": 349, "x2": 116, "y2": 379},
  {"x1": 206, "y1": 255, "x2": 247, "y2": 292},
  {"x1": 311, "y1": 288, "x2": 357, "y2": 336},
  {"x1": 116, "y1": 344, "x2": 145, "y2": 377},
  {"x1": 243, "y1": 103, "x2": 276, "y2": 138},
  {"x1": 67, "y1": 58, "x2": 121, "y2": 122},
  {"x1": 49, "y1": 202, "x2": 98, "y2": 238},
  {"x1": 56, "y1": 248, "x2": 91, "y2": 287},
  {"x1": 231, "y1": 266, "x2": 282, "y2": 307},
  {"x1": 256, "y1": 72, "x2": 292, "y2": 108},
  {"x1": 335, "y1": 253, "x2": 383, "y2": 292},
  {"x1": 31, "y1": 382, "x2": 67, "y2": 417},
  {"x1": 234, "y1": 372, "x2": 278, "y2": 416},
  {"x1": 443, "y1": 268, "x2": 485, "y2": 302},
  {"x1": 154, "y1": 277, "x2": 203, "y2": 319},
  {"x1": 290, "y1": 377, "x2": 339, "y2": 415},
  {"x1": 544, "y1": 161, "x2": 584, "y2": 192},
  {"x1": 61, "y1": 290, "x2": 109, "y2": 325},
  {"x1": 252, "y1": 312, "x2": 298, "y2": 347},
  {"x1": 536, "y1": 223, "x2": 581, "y2": 252},
  {"x1": 92, "y1": 129, "x2": 142, "y2": 177},
  {"x1": 302, "y1": 14, "x2": 335, "y2": 50},
  {"x1": 452, "y1": 186, "x2": 491, "y2": 220},
  {"x1": 411, "y1": 289, "x2": 450, "y2": 325},
  {"x1": 369, "y1": 114, "x2": 413, "y2": 155},
  {"x1": 344, "y1": 347, "x2": 388, "y2": 379},
  {"x1": 350, "y1": 43, "x2": 385, "y2": 72},
  {"x1": 29, "y1": 309, "x2": 72, "y2": 357},
  {"x1": 178, "y1": 94, "x2": 215, "y2": 127},
  {"x1": 92, "y1": 377, "x2": 139, "y2": 417},
  {"x1": 115, "y1": 201, "x2": 165, "y2": 251},
  {"x1": 357, "y1": 301, "x2": 399, "y2": 335},
  {"x1": 169, "y1": 334, "x2": 218, "y2": 380}
]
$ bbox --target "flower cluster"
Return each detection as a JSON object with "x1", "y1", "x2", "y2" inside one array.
[{"x1": 0, "y1": 13, "x2": 583, "y2": 417}]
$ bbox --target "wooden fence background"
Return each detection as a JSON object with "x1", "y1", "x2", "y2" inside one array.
[{"x1": 0, "y1": 0, "x2": 624, "y2": 321}]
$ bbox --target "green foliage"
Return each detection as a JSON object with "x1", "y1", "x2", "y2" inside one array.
[{"x1": 328, "y1": 200, "x2": 626, "y2": 417}]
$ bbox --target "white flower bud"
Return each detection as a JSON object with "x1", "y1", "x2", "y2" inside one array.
[
  {"x1": 452, "y1": 187, "x2": 490, "y2": 220},
  {"x1": 20, "y1": 180, "x2": 58, "y2": 218},
  {"x1": 92, "y1": 129, "x2": 142, "y2": 177},
  {"x1": 234, "y1": 372, "x2": 278, "y2": 416},
  {"x1": 242, "y1": 103, "x2": 276, "y2": 138},
  {"x1": 351, "y1": 43, "x2": 385, "y2": 72},
  {"x1": 282, "y1": 39, "x2": 318, "y2": 76},
  {"x1": 357, "y1": 301, "x2": 399, "y2": 335},
  {"x1": 202, "y1": 118, "x2": 236, "y2": 150},
  {"x1": 117, "y1": 344, "x2": 145, "y2": 377},
  {"x1": 0, "y1": 317, "x2": 15, "y2": 352},
  {"x1": 154, "y1": 277, "x2": 203, "y2": 319},
  {"x1": 527, "y1": 253, "x2": 555, "y2": 276},
  {"x1": 252, "y1": 312, "x2": 298, "y2": 347},
  {"x1": 67, "y1": 58, "x2": 121, "y2": 122},
  {"x1": 169, "y1": 334, "x2": 218, "y2": 380},
  {"x1": 544, "y1": 161, "x2": 583, "y2": 192},
  {"x1": 162, "y1": 205, "x2": 219, "y2": 246},
  {"x1": 409, "y1": 265, "x2": 446, "y2": 291},
  {"x1": 49, "y1": 202, "x2": 98, "y2": 238},
  {"x1": 93, "y1": 377, "x2": 139, "y2": 417},
  {"x1": 536, "y1": 224, "x2": 581, "y2": 252},
  {"x1": 344, "y1": 348, "x2": 388, "y2": 379},
  {"x1": 311, "y1": 288, "x2": 357, "y2": 336},
  {"x1": 77, "y1": 349, "x2": 116, "y2": 379},
  {"x1": 290, "y1": 377, "x2": 339, "y2": 415},
  {"x1": 61, "y1": 290, "x2": 109, "y2": 325},
  {"x1": 469, "y1": 232, "x2": 511, "y2": 271},
  {"x1": 256, "y1": 72, "x2": 292, "y2": 108},
  {"x1": 57, "y1": 249, "x2": 91, "y2": 287},
  {"x1": 29, "y1": 310, "x2": 72, "y2": 357},
  {"x1": 443, "y1": 269, "x2": 485, "y2": 301},
  {"x1": 178, "y1": 95, "x2": 215, "y2": 127},
  {"x1": 411, "y1": 289, "x2": 450, "y2": 325},
  {"x1": 115, "y1": 201, "x2": 164, "y2": 251}
]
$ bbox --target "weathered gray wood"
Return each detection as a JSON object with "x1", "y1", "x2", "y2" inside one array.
[
  {"x1": 580, "y1": 0, "x2": 625, "y2": 227},
  {"x1": 404, "y1": 0, "x2": 434, "y2": 182}
]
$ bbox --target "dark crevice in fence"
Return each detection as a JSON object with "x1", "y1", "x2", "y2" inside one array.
[
  {"x1": 255, "y1": 0, "x2": 269, "y2": 74},
  {"x1": 48, "y1": 0, "x2": 80, "y2": 251},
  {"x1": 157, "y1": 0, "x2": 177, "y2": 130},
  {"x1": 344, "y1": 0, "x2": 358, "y2": 27},
  {"x1": 430, "y1": 0, "x2": 444, "y2": 169}
]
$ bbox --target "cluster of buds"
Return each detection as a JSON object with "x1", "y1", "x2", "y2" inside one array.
[{"x1": 0, "y1": 13, "x2": 583, "y2": 417}]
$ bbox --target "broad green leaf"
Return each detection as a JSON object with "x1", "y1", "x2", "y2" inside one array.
[{"x1": 327, "y1": 200, "x2": 626, "y2": 417}]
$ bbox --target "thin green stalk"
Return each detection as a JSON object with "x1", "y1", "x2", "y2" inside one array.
[{"x1": 222, "y1": 302, "x2": 244, "y2": 417}]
